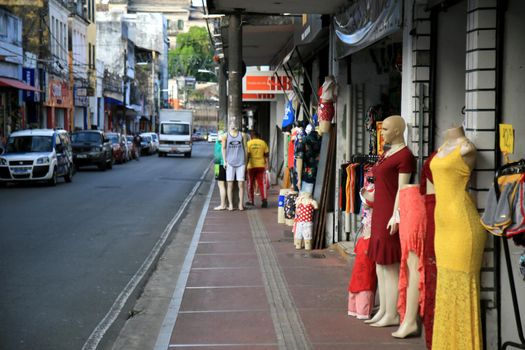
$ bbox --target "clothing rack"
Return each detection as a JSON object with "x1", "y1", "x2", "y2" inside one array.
[
  {"x1": 350, "y1": 153, "x2": 380, "y2": 164},
  {"x1": 495, "y1": 159, "x2": 525, "y2": 350}
]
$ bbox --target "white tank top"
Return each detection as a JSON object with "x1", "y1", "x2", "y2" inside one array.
[{"x1": 226, "y1": 132, "x2": 245, "y2": 167}]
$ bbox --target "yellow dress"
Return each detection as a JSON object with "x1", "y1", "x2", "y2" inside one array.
[{"x1": 430, "y1": 145, "x2": 486, "y2": 350}]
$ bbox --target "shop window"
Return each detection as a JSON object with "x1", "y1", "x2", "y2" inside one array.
[{"x1": 177, "y1": 20, "x2": 184, "y2": 30}]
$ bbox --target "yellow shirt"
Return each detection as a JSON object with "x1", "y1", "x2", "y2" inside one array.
[{"x1": 247, "y1": 138, "x2": 269, "y2": 168}]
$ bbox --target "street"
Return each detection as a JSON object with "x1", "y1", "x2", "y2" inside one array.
[{"x1": 0, "y1": 143, "x2": 213, "y2": 350}]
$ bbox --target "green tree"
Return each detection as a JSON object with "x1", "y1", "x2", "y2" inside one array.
[{"x1": 168, "y1": 26, "x2": 216, "y2": 82}]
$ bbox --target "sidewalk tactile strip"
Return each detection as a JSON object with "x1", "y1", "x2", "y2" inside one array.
[{"x1": 247, "y1": 210, "x2": 313, "y2": 350}]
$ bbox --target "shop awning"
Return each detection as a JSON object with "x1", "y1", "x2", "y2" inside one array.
[{"x1": 0, "y1": 77, "x2": 40, "y2": 91}]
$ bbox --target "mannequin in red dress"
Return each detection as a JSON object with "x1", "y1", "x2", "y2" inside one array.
[{"x1": 366, "y1": 115, "x2": 415, "y2": 328}]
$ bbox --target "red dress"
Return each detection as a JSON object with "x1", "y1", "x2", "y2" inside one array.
[
  {"x1": 367, "y1": 147, "x2": 415, "y2": 265},
  {"x1": 420, "y1": 152, "x2": 437, "y2": 350},
  {"x1": 348, "y1": 237, "x2": 377, "y2": 293}
]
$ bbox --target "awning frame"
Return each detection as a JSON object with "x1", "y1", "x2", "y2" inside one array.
[{"x1": 0, "y1": 77, "x2": 40, "y2": 92}]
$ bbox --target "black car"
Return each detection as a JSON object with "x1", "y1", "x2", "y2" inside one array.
[{"x1": 71, "y1": 130, "x2": 113, "y2": 171}]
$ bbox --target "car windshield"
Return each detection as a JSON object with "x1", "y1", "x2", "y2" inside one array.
[
  {"x1": 6, "y1": 136, "x2": 53, "y2": 153},
  {"x1": 126, "y1": 136, "x2": 133, "y2": 142},
  {"x1": 162, "y1": 123, "x2": 190, "y2": 135},
  {"x1": 107, "y1": 134, "x2": 119, "y2": 143},
  {"x1": 151, "y1": 134, "x2": 158, "y2": 141},
  {"x1": 71, "y1": 132, "x2": 101, "y2": 143}
]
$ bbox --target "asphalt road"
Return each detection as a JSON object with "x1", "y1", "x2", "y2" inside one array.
[{"x1": 0, "y1": 142, "x2": 213, "y2": 350}]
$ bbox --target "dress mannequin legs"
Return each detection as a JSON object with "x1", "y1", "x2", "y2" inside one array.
[
  {"x1": 227, "y1": 180, "x2": 245, "y2": 210},
  {"x1": 392, "y1": 251, "x2": 420, "y2": 338},
  {"x1": 370, "y1": 263, "x2": 400, "y2": 327},
  {"x1": 217, "y1": 181, "x2": 227, "y2": 209},
  {"x1": 319, "y1": 121, "x2": 331, "y2": 135},
  {"x1": 365, "y1": 264, "x2": 386, "y2": 324}
]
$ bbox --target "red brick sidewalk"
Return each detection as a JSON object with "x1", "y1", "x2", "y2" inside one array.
[{"x1": 159, "y1": 185, "x2": 426, "y2": 350}]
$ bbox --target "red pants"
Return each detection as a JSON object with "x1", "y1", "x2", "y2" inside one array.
[{"x1": 247, "y1": 167, "x2": 267, "y2": 203}]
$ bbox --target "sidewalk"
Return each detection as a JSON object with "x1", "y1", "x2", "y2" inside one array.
[{"x1": 150, "y1": 184, "x2": 426, "y2": 350}]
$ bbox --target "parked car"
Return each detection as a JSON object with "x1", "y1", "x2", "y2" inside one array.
[
  {"x1": 141, "y1": 132, "x2": 159, "y2": 153},
  {"x1": 106, "y1": 132, "x2": 126, "y2": 164},
  {"x1": 71, "y1": 130, "x2": 113, "y2": 171},
  {"x1": 0, "y1": 129, "x2": 74, "y2": 186},
  {"x1": 140, "y1": 135, "x2": 154, "y2": 155},
  {"x1": 207, "y1": 132, "x2": 218, "y2": 143},
  {"x1": 191, "y1": 131, "x2": 205, "y2": 142}
]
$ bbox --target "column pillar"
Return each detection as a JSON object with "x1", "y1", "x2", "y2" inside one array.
[{"x1": 227, "y1": 12, "x2": 242, "y2": 129}]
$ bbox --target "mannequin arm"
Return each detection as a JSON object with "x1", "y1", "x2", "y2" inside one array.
[
  {"x1": 387, "y1": 172, "x2": 412, "y2": 235},
  {"x1": 295, "y1": 157, "x2": 303, "y2": 189},
  {"x1": 460, "y1": 140, "x2": 477, "y2": 170}
]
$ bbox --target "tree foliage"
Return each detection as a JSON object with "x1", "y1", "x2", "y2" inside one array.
[{"x1": 168, "y1": 26, "x2": 216, "y2": 82}]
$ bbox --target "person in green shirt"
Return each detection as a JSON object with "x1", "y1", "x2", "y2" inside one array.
[{"x1": 213, "y1": 130, "x2": 228, "y2": 210}]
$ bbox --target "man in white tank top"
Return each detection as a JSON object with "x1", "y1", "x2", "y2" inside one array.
[{"x1": 222, "y1": 125, "x2": 248, "y2": 210}]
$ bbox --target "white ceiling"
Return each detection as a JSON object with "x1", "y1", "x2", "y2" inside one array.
[
  {"x1": 232, "y1": 23, "x2": 296, "y2": 66},
  {"x1": 207, "y1": 0, "x2": 351, "y2": 15}
]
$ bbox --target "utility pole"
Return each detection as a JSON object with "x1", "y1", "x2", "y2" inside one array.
[
  {"x1": 122, "y1": 48, "x2": 127, "y2": 135},
  {"x1": 227, "y1": 12, "x2": 242, "y2": 130}
]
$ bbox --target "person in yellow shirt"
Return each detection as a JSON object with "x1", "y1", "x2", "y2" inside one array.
[{"x1": 246, "y1": 130, "x2": 269, "y2": 208}]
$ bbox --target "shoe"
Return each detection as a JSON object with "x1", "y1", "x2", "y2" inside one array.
[
  {"x1": 245, "y1": 201, "x2": 254, "y2": 206},
  {"x1": 261, "y1": 199, "x2": 268, "y2": 208},
  {"x1": 214, "y1": 206, "x2": 227, "y2": 211}
]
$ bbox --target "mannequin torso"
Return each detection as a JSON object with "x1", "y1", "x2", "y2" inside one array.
[{"x1": 436, "y1": 126, "x2": 476, "y2": 170}]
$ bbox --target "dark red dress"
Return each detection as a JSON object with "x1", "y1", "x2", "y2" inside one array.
[
  {"x1": 420, "y1": 152, "x2": 437, "y2": 350},
  {"x1": 367, "y1": 147, "x2": 415, "y2": 265}
]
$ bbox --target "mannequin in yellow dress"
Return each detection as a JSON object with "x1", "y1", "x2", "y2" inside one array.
[{"x1": 430, "y1": 125, "x2": 486, "y2": 350}]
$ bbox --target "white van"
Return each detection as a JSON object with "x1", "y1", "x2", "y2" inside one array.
[
  {"x1": 158, "y1": 109, "x2": 193, "y2": 158},
  {"x1": 0, "y1": 129, "x2": 74, "y2": 186}
]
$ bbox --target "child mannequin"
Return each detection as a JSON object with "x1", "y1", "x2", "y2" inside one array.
[
  {"x1": 293, "y1": 191, "x2": 319, "y2": 250},
  {"x1": 318, "y1": 75, "x2": 337, "y2": 135},
  {"x1": 348, "y1": 188, "x2": 376, "y2": 320},
  {"x1": 284, "y1": 191, "x2": 299, "y2": 227}
]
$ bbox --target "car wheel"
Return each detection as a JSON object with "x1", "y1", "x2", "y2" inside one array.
[
  {"x1": 98, "y1": 161, "x2": 107, "y2": 171},
  {"x1": 64, "y1": 165, "x2": 73, "y2": 183},
  {"x1": 48, "y1": 167, "x2": 58, "y2": 186},
  {"x1": 107, "y1": 157, "x2": 113, "y2": 170},
  {"x1": 184, "y1": 152, "x2": 192, "y2": 158}
]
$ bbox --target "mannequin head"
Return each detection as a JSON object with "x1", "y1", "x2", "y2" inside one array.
[
  {"x1": 228, "y1": 121, "x2": 239, "y2": 132},
  {"x1": 382, "y1": 115, "x2": 406, "y2": 145}
]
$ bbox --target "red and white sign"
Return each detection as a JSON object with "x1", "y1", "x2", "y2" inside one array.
[
  {"x1": 242, "y1": 71, "x2": 292, "y2": 94},
  {"x1": 242, "y1": 93, "x2": 277, "y2": 101}
]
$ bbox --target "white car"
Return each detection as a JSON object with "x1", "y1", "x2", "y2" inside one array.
[
  {"x1": 207, "y1": 132, "x2": 218, "y2": 143},
  {"x1": 140, "y1": 132, "x2": 159, "y2": 153},
  {"x1": 0, "y1": 129, "x2": 74, "y2": 186}
]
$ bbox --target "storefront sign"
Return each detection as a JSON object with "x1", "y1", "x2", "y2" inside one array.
[
  {"x1": 242, "y1": 93, "x2": 276, "y2": 101},
  {"x1": 499, "y1": 124, "x2": 514, "y2": 154},
  {"x1": 334, "y1": 0, "x2": 402, "y2": 59},
  {"x1": 45, "y1": 79, "x2": 72, "y2": 107},
  {"x1": 243, "y1": 71, "x2": 292, "y2": 94},
  {"x1": 296, "y1": 14, "x2": 323, "y2": 45},
  {"x1": 22, "y1": 68, "x2": 36, "y2": 102}
]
